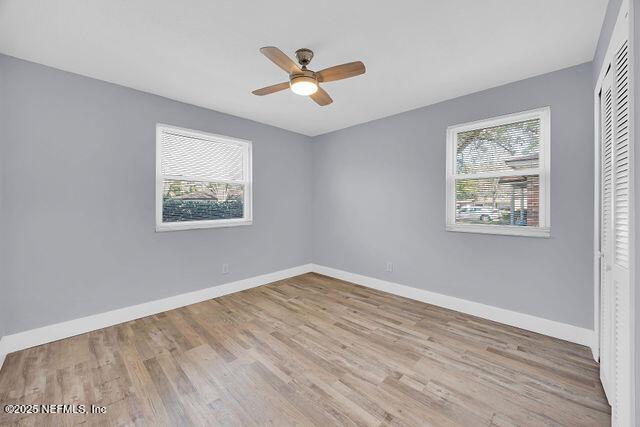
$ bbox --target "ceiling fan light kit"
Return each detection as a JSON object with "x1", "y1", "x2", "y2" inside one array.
[
  {"x1": 290, "y1": 71, "x2": 318, "y2": 96},
  {"x1": 252, "y1": 46, "x2": 365, "y2": 106}
]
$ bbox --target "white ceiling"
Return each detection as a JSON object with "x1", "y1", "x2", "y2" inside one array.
[{"x1": 0, "y1": 0, "x2": 607, "y2": 136}]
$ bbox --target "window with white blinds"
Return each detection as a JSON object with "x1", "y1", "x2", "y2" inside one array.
[
  {"x1": 445, "y1": 107, "x2": 550, "y2": 237},
  {"x1": 156, "y1": 124, "x2": 252, "y2": 231}
]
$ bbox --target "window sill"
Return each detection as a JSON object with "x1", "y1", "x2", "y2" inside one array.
[
  {"x1": 446, "y1": 224, "x2": 550, "y2": 238},
  {"x1": 156, "y1": 218, "x2": 252, "y2": 232}
]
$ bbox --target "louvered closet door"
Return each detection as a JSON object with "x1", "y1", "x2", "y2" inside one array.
[
  {"x1": 610, "y1": 39, "x2": 632, "y2": 427},
  {"x1": 599, "y1": 67, "x2": 614, "y2": 401},
  {"x1": 599, "y1": 38, "x2": 633, "y2": 427}
]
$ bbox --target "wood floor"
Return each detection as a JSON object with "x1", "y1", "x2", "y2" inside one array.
[{"x1": 0, "y1": 273, "x2": 609, "y2": 426}]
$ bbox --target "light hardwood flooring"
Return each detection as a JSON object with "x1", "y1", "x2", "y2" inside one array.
[{"x1": 0, "y1": 273, "x2": 609, "y2": 426}]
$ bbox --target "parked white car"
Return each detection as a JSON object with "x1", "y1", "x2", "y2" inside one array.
[{"x1": 456, "y1": 205, "x2": 501, "y2": 223}]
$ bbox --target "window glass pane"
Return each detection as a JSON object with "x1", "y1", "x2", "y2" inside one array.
[
  {"x1": 162, "y1": 179, "x2": 244, "y2": 223},
  {"x1": 456, "y1": 119, "x2": 540, "y2": 174},
  {"x1": 455, "y1": 175, "x2": 539, "y2": 226}
]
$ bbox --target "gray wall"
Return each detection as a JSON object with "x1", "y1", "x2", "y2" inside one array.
[
  {"x1": 0, "y1": 54, "x2": 313, "y2": 335},
  {"x1": 593, "y1": 0, "x2": 623, "y2": 85},
  {"x1": 0, "y1": 42, "x2": 610, "y2": 338},
  {"x1": 312, "y1": 63, "x2": 594, "y2": 328}
]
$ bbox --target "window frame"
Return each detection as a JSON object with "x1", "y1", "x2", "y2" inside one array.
[
  {"x1": 155, "y1": 123, "x2": 253, "y2": 232},
  {"x1": 445, "y1": 107, "x2": 551, "y2": 238}
]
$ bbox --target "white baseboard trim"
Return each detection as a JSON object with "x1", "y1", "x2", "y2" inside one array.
[
  {"x1": 311, "y1": 264, "x2": 596, "y2": 348},
  {"x1": 0, "y1": 262, "x2": 596, "y2": 371},
  {"x1": 0, "y1": 264, "x2": 313, "y2": 370},
  {"x1": 590, "y1": 342, "x2": 599, "y2": 362},
  {"x1": 0, "y1": 337, "x2": 7, "y2": 373}
]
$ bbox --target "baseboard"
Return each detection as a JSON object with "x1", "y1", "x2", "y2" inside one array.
[
  {"x1": 590, "y1": 342, "x2": 599, "y2": 362},
  {"x1": 0, "y1": 264, "x2": 313, "y2": 370},
  {"x1": 311, "y1": 264, "x2": 596, "y2": 348},
  {"x1": 0, "y1": 262, "x2": 596, "y2": 371},
  {"x1": 0, "y1": 337, "x2": 7, "y2": 373}
]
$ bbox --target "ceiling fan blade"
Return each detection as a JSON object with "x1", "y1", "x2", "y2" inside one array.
[
  {"x1": 309, "y1": 87, "x2": 333, "y2": 106},
  {"x1": 259, "y1": 46, "x2": 301, "y2": 74},
  {"x1": 252, "y1": 82, "x2": 290, "y2": 96},
  {"x1": 316, "y1": 61, "x2": 365, "y2": 83}
]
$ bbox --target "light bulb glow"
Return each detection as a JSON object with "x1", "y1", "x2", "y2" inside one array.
[{"x1": 290, "y1": 76, "x2": 318, "y2": 96}]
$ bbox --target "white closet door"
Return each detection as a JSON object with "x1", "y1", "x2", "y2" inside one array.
[
  {"x1": 596, "y1": 2, "x2": 634, "y2": 424},
  {"x1": 610, "y1": 39, "x2": 632, "y2": 427},
  {"x1": 599, "y1": 67, "x2": 614, "y2": 401},
  {"x1": 599, "y1": 33, "x2": 633, "y2": 426}
]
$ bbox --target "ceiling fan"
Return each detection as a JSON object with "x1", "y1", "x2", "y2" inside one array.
[{"x1": 252, "y1": 46, "x2": 366, "y2": 106}]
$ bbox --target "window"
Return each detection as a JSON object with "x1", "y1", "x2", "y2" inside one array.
[
  {"x1": 156, "y1": 124, "x2": 252, "y2": 231},
  {"x1": 445, "y1": 107, "x2": 550, "y2": 237}
]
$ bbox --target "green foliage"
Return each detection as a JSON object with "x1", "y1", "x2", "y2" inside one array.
[
  {"x1": 163, "y1": 199, "x2": 243, "y2": 222},
  {"x1": 167, "y1": 181, "x2": 186, "y2": 198},
  {"x1": 456, "y1": 179, "x2": 477, "y2": 201}
]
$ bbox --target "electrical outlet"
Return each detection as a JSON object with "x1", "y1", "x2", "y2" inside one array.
[
  {"x1": 222, "y1": 263, "x2": 229, "y2": 274},
  {"x1": 386, "y1": 262, "x2": 394, "y2": 273}
]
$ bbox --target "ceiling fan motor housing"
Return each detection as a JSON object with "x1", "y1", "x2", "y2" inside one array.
[
  {"x1": 295, "y1": 48, "x2": 314, "y2": 67},
  {"x1": 290, "y1": 68, "x2": 317, "y2": 81}
]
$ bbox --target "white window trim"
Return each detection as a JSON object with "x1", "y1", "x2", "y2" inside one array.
[
  {"x1": 445, "y1": 107, "x2": 551, "y2": 238},
  {"x1": 155, "y1": 124, "x2": 253, "y2": 232}
]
